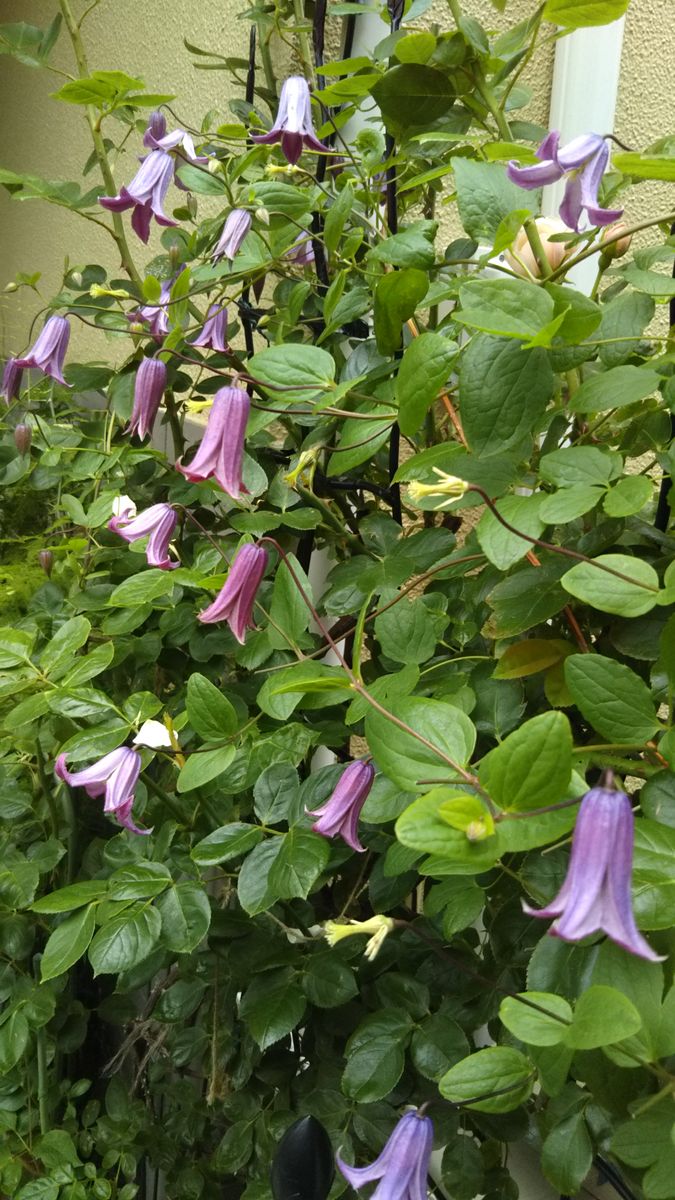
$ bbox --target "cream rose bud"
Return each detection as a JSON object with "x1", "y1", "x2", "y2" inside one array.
[
  {"x1": 600, "y1": 221, "x2": 632, "y2": 260},
  {"x1": 505, "y1": 217, "x2": 572, "y2": 277}
]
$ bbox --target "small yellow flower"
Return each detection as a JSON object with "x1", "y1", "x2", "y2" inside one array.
[
  {"x1": 324, "y1": 914, "x2": 394, "y2": 961},
  {"x1": 284, "y1": 447, "x2": 320, "y2": 490},
  {"x1": 89, "y1": 284, "x2": 131, "y2": 299},
  {"x1": 407, "y1": 469, "x2": 468, "y2": 509}
]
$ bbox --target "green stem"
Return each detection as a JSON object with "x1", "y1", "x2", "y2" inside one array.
[
  {"x1": 163, "y1": 389, "x2": 185, "y2": 460},
  {"x1": 523, "y1": 215, "x2": 552, "y2": 277},
  {"x1": 476, "y1": 79, "x2": 512, "y2": 142},
  {"x1": 291, "y1": 0, "x2": 314, "y2": 81},
  {"x1": 58, "y1": 0, "x2": 143, "y2": 292},
  {"x1": 143, "y1": 775, "x2": 186, "y2": 823},
  {"x1": 36, "y1": 1027, "x2": 50, "y2": 1134},
  {"x1": 548, "y1": 210, "x2": 675, "y2": 282},
  {"x1": 35, "y1": 742, "x2": 60, "y2": 836}
]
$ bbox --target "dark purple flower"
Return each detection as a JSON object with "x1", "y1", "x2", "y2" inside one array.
[
  {"x1": 251, "y1": 76, "x2": 330, "y2": 166},
  {"x1": 143, "y1": 110, "x2": 168, "y2": 148},
  {"x1": 523, "y1": 785, "x2": 662, "y2": 961},
  {"x1": 1, "y1": 358, "x2": 23, "y2": 403},
  {"x1": 307, "y1": 761, "x2": 374, "y2": 853},
  {"x1": 100, "y1": 149, "x2": 178, "y2": 243},
  {"x1": 191, "y1": 305, "x2": 228, "y2": 352},
  {"x1": 337, "y1": 1111, "x2": 433, "y2": 1200},
  {"x1": 55, "y1": 747, "x2": 150, "y2": 835},
  {"x1": 286, "y1": 233, "x2": 315, "y2": 266},
  {"x1": 109, "y1": 502, "x2": 178, "y2": 570},
  {"x1": 129, "y1": 357, "x2": 167, "y2": 440},
  {"x1": 198, "y1": 543, "x2": 268, "y2": 643},
  {"x1": 15, "y1": 316, "x2": 71, "y2": 387},
  {"x1": 177, "y1": 385, "x2": 249, "y2": 499},
  {"x1": 213, "y1": 210, "x2": 252, "y2": 262},
  {"x1": 507, "y1": 131, "x2": 623, "y2": 233}
]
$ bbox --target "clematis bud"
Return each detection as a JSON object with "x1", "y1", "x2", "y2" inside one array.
[
  {"x1": 108, "y1": 501, "x2": 178, "y2": 570},
  {"x1": 600, "y1": 221, "x2": 633, "y2": 262},
  {"x1": 177, "y1": 385, "x2": 249, "y2": 499},
  {"x1": 14, "y1": 424, "x2": 31, "y2": 456},
  {"x1": 337, "y1": 1110, "x2": 433, "y2": 1200},
  {"x1": 324, "y1": 914, "x2": 394, "y2": 961},
  {"x1": 191, "y1": 305, "x2": 228, "y2": 353},
  {"x1": 128, "y1": 357, "x2": 167, "y2": 440},
  {"x1": 38, "y1": 549, "x2": 53, "y2": 576},
  {"x1": 251, "y1": 76, "x2": 330, "y2": 166},
  {"x1": 213, "y1": 209, "x2": 252, "y2": 262},
  {"x1": 15, "y1": 315, "x2": 71, "y2": 387},
  {"x1": 55, "y1": 747, "x2": 150, "y2": 835},
  {"x1": 508, "y1": 130, "x2": 623, "y2": 233},
  {"x1": 505, "y1": 217, "x2": 572, "y2": 278},
  {"x1": 1, "y1": 358, "x2": 23, "y2": 403},
  {"x1": 198, "y1": 543, "x2": 268, "y2": 643},
  {"x1": 307, "y1": 761, "x2": 374, "y2": 852},
  {"x1": 143, "y1": 110, "x2": 168, "y2": 148}
]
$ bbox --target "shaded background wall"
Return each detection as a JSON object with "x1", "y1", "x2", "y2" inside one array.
[{"x1": 0, "y1": 0, "x2": 673, "y2": 361}]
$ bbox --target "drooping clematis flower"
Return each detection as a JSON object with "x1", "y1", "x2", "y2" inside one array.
[
  {"x1": 128, "y1": 357, "x2": 167, "y2": 440},
  {"x1": 177, "y1": 385, "x2": 249, "y2": 499},
  {"x1": 100, "y1": 149, "x2": 178, "y2": 243},
  {"x1": 507, "y1": 131, "x2": 623, "y2": 233},
  {"x1": 15, "y1": 315, "x2": 71, "y2": 387},
  {"x1": 108, "y1": 501, "x2": 178, "y2": 570},
  {"x1": 337, "y1": 1110, "x2": 433, "y2": 1200},
  {"x1": 251, "y1": 76, "x2": 330, "y2": 166},
  {"x1": 213, "y1": 210, "x2": 252, "y2": 263},
  {"x1": 129, "y1": 278, "x2": 173, "y2": 340},
  {"x1": 191, "y1": 305, "x2": 228, "y2": 352},
  {"x1": 523, "y1": 783, "x2": 662, "y2": 961},
  {"x1": 55, "y1": 747, "x2": 150, "y2": 835},
  {"x1": 198, "y1": 543, "x2": 268, "y2": 643},
  {"x1": 307, "y1": 761, "x2": 375, "y2": 853},
  {"x1": 285, "y1": 232, "x2": 315, "y2": 266},
  {"x1": 1, "y1": 358, "x2": 23, "y2": 403}
]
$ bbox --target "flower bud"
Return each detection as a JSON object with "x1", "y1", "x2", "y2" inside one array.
[
  {"x1": 505, "y1": 217, "x2": 573, "y2": 278},
  {"x1": 4, "y1": 282, "x2": 19, "y2": 294},
  {"x1": 600, "y1": 221, "x2": 632, "y2": 261},
  {"x1": 324, "y1": 914, "x2": 394, "y2": 961},
  {"x1": 38, "y1": 550, "x2": 53, "y2": 576},
  {"x1": 13, "y1": 424, "x2": 31, "y2": 455}
]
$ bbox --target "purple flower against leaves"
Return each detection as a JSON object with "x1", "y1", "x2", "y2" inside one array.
[
  {"x1": 307, "y1": 761, "x2": 374, "y2": 853},
  {"x1": 198, "y1": 543, "x2": 268, "y2": 644},
  {"x1": 213, "y1": 210, "x2": 252, "y2": 263},
  {"x1": 129, "y1": 357, "x2": 167, "y2": 440},
  {"x1": 507, "y1": 131, "x2": 623, "y2": 233},
  {"x1": 15, "y1": 315, "x2": 71, "y2": 387},
  {"x1": 524, "y1": 784, "x2": 662, "y2": 961},
  {"x1": 100, "y1": 149, "x2": 178, "y2": 243},
  {"x1": 286, "y1": 233, "x2": 315, "y2": 266},
  {"x1": 338, "y1": 1110, "x2": 433, "y2": 1200},
  {"x1": 109, "y1": 502, "x2": 178, "y2": 570},
  {"x1": 55, "y1": 747, "x2": 150, "y2": 836},
  {"x1": 1, "y1": 358, "x2": 23, "y2": 403},
  {"x1": 251, "y1": 76, "x2": 330, "y2": 166},
  {"x1": 177, "y1": 385, "x2": 249, "y2": 499},
  {"x1": 129, "y1": 278, "x2": 173, "y2": 340},
  {"x1": 191, "y1": 305, "x2": 228, "y2": 352},
  {"x1": 143, "y1": 110, "x2": 168, "y2": 148}
]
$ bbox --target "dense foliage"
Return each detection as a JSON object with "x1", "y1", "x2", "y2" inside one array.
[{"x1": 0, "y1": 0, "x2": 674, "y2": 1198}]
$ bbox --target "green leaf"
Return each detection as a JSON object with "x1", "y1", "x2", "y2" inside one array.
[
  {"x1": 424, "y1": 876, "x2": 485, "y2": 937},
  {"x1": 396, "y1": 790, "x2": 500, "y2": 874},
  {"x1": 410, "y1": 1011, "x2": 470, "y2": 1081},
  {"x1": 374, "y1": 268, "x2": 429, "y2": 355},
  {"x1": 612, "y1": 1109, "x2": 675, "y2": 1200},
  {"x1": 564, "y1": 653, "x2": 660, "y2": 742},
  {"x1": 603, "y1": 475, "x2": 653, "y2": 517},
  {"x1": 268, "y1": 829, "x2": 330, "y2": 899},
  {"x1": 543, "y1": 0, "x2": 631, "y2": 27},
  {"x1": 541, "y1": 1112, "x2": 593, "y2": 1195},
  {"x1": 613, "y1": 151, "x2": 675, "y2": 182},
  {"x1": 186, "y1": 673, "x2": 238, "y2": 740},
  {"x1": 176, "y1": 745, "x2": 236, "y2": 792},
  {"x1": 596, "y1": 291, "x2": 655, "y2": 368},
  {"x1": 192, "y1": 823, "x2": 263, "y2": 866},
  {"x1": 439, "y1": 1046, "x2": 534, "y2": 1112},
  {"x1": 40, "y1": 904, "x2": 96, "y2": 982},
  {"x1": 374, "y1": 599, "x2": 438, "y2": 665},
  {"x1": 157, "y1": 883, "x2": 211, "y2": 953},
  {"x1": 40, "y1": 616, "x2": 91, "y2": 679},
  {"x1": 240, "y1": 967, "x2": 306, "y2": 1050},
  {"x1": 0, "y1": 1010, "x2": 29, "y2": 1073},
  {"x1": 459, "y1": 335, "x2": 554, "y2": 457},
  {"x1": 566, "y1": 985, "x2": 642, "y2": 1049},
  {"x1": 108, "y1": 568, "x2": 175, "y2": 606},
  {"x1": 324, "y1": 182, "x2": 354, "y2": 255},
  {"x1": 176, "y1": 163, "x2": 227, "y2": 194},
  {"x1": 499, "y1": 991, "x2": 572, "y2": 1046},
  {"x1": 326, "y1": 407, "x2": 393, "y2": 475},
  {"x1": 88, "y1": 905, "x2": 162, "y2": 976},
  {"x1": 562, "y1": 554, "x2": 659, "y2": 617},
  {"x1": 60, "y1": 641, "x2": 115, "y2": 687},
  {"x1": 481, "y1": 711, "x2": 572, "y2": 812},
  {"x1": 248, "y1": 344, "x2": 335, "y2": 403},
  {"x1": 365, "y1": 696, "x2": 475, "y2": 792},
  {"x1": 539, "y1": 445, "x2": 621, "y2": 487},
  {"x1": 370, "y1": 64, "x2": 454, "y2": 128},
  {"x1": 633, "y1": 818, "x2": 675, "y2": 930},
  {"x1": 493, "y1": 639, "x2": 571, "y2": 680},
  {"x1": 538, "y1": 484, "x2": 604, "y2": 523},
  {"x1": 108, "y1": 863, "x2": 171, "y2": 901},
  {"x1": 452, "y1": 158, "x2": 537, "y2": 242},
  {"x1": 303, "y1": 953, "x2": 358, "y2": 1008},
  {"x1": 369, "y1": 220, "x2": 437, "y2": 269},
  {"x1": 32, "y1": 881, "x2": 107, "y2": 913},
  {"x1": 268, "y1": 554, "x2": 312, "y2": 649},
  {"x1": 34, "y1": 1130, "x2": 81, "y2": 1169},
  {"x1": 0, "y1": 627, "x2": 35, "y2": 667},
  {"x1": 485, "y1": 560, "x2": 567, "y2": 638},
  {"x1": 342, "y1": 1009, "x2": 411, "y2": 1102},
  {"x1": 52, "y1": 69, "x2": 145, "y2": 106},
  {"x1": 395, "y1": 332, "x2": 457, "y2": 436},
  {"x1": 237, "y1": 838, "x2": 283, "y2": 915},
  {"x1": 254, "y1": 765, "x2": 301, "y2": 824},
  {"x1": 569, "y1": 365, "x2": 661, "y2": 413},
  {"x1": 458, "y1": 278, "x2": 555, "y2": 340},
  {"x1": 476, "y1": 495, "x2": 545, "y2": 570}
]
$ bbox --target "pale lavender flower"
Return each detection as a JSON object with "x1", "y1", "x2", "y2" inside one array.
[
  {"x1": 307, "y1": 761, "x2": 374, "y2": 853},
  {"x1": 55, "y1": 747, "x2": 150, "y2": 835},
  {"x1": 108, "y1": 502, "x2": 178, "y2": 570},
  {"x1": 523, "y1": 784, "x2": 662, "y2": 961},
  {"x1": 251, "y1": 76, "x2": 330, "y2": 166},
  {"x1": 286, "y1": 233, "x2": 315, "y2": 266},
  {"x1": 191, "y1": 305, "x2": 228, "y2": 352},
  {"x1": 15, "y1": 316, "x2": 71, "y2": 387},
  {"x1": 128, "y1": 357, "x2": 167, "y2": 440},
  {"x1": 176, "y1": 385, "x2": 249, "y2": 499},
  {"x1": 100, "y1": 149, "x2": 178, "y2": 243},
  {"x1": 198, "y1": 543, "x2": 268, "y2": 643},
  {"x1": 507, "y1": 131, "x2": 623, "y2": 232},
  {"x1": 213, "y1": 210, "x2": 252, "y2": 262},
  {"x1": 129, "y1": 278, "x2": 172, "y2": 340},
  {"x1": 1, "y1": 358, "x2": 23, "y2": 403},
  {"x1": 337, "y1": 1111, "x2": 433, "y2": 1200}
]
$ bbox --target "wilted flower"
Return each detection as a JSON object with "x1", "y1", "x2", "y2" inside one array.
[
  {"x1": 213, "y1": 209, "x2": 252, "y2": 262},
  {"x1": 407, "y1": 469, "x2": 468, "y2": 508},
  {"x1": 128, "y1": 357, "x2": 167, "y2": 440},
  {"x1": 198, "y1": 543, "x2": 268, "y2": 643},
  {"x1": 191, "y1": 305, "x2": 228, "y2": 352},
  {"x1": 600, "y1": 221, "x2": 633, "y2": 261},
  {"x1": 38, "y1": 549, "x2": 53, "y2": 577},
  {"x1": 337, "y1": 1110, "x2": 433, "y2": 1200},
  {"x1": 132, "y1": 719, "x2": 173, "y2": 749},
  {"x1": 505, "y1": 217, "x2": 573, "y2": 278},
  {"x1": 55, "y1": 747, "x2": 150, "y2": 835},
  {"x1": 523, "y1": 784, "x2": 662, "y2": 961},
  {"x1": 177, "y1": 385, "x2": 249, "y2": 499},
  {"x1": 1, "y1": 358, "x2": 23, "y2": 403},
  {"x1": 15, "y1": 315, "x2": 71, "y2": 387},
  {"x1": 251, "y1": 76, "x2": 330, "y2": 166},
  {"x1": 324, "y1": 914, "x2": 394, "y2": 961},
  {"x1": 307, "y1": 761, "x2": 374, "y2": 852},
  {"x1": 14, "y1": 424, "x2": 31, "y2": 456},
  {"x1": 507, "y1": 131, "x2": 623, "y2": 233},
  {"x1": 108, "y1": 501, "x2": 178, "y2": 570}
]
